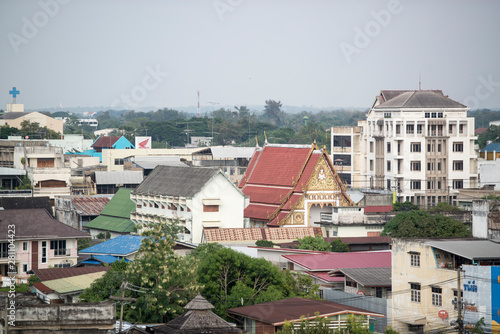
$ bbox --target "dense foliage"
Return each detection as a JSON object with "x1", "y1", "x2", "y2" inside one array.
[
  {"x1": 297, "y1": 235, "x2": 350, "y2": 252},
  {"x1": 381, "y1": 210, "x2": 471, "y2": 238},
  {"x1": 255, "y1": 239, "x2": 275, "y2": 247}
]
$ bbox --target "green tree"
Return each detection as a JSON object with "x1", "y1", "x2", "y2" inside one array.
[
  {"x1": 79, "y1": 259, "x2": 129, "y2": 302},
  {"x1": 427, "y1": 202, "x2": 462, "y2": 212},
  {"x1": 77, "y1": 238, "x2": 93, "y2": 251},
  {"x1": 28, "y1": 274, "x2": 41, "y2": 286},
  {"x1": 262, "y1": 100, "x2": 285, "y2": 126},
  {"x1": 393, "y1": 201, "x2": 418, "y2": 212},
  {"x1": 334, "y1": 314, "x2": 371, "y2": 334},
  {"x1": 0, "y1": 124, "x2": 20, "y2": 139},
  {"x1": 278, "y1": 313, "x2": 331, "y2": 334},
  {"x1": 381, "y1": 210, "x2": 471, "y2": 237},
  {"x1": 126, "y1": 223, "x2": 201, "y2": 322},
  {"x1": 255, "y1": 240, "x2": 275, "y2": 247},
  {"x1": 297, "y1": 234, "x2": 331, "y2": 251},
  {"x1": 330, "y1": 238, "x2": 349, "y2": 252}
]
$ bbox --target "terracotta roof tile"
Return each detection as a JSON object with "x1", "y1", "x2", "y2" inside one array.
[{"x1": 203, "y1": 227, "x2": 321, "y2": 243}]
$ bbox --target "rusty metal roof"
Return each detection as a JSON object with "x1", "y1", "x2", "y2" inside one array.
[
  {"x1": 33, "y1": 267, "x2": 109, "y2": 282},
  {"x1": 72, "y1": 197, "x2": 110, "y2": 216}
]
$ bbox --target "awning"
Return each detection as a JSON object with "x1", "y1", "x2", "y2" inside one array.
[
  {"x1": 395, "y1": 314, "x2": 427, "y2": 325},
  {"x1": 202, "y1": 199, "x2": 222, "y2": 205},
  {"x1": 202, "y1": 221, "x2": 222, "y2": 228}
]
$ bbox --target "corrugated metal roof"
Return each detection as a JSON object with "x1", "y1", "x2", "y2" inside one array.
[
  {"x1": 79, "y1": 235, "x2": 146, "y2": 256},
  {"x1": 330, "y1": 267, "x2": 391, "y2": 287},
  {"x1": 364, "y1": 205, "x2": 393, "y2": 213},
  {"x1": 425, "y1": 239, "x2": 500, "y2": 260},
  {"x1": 84, "y1": 215, "x2": 135, "y2": 233},
  {"x1": 43, "y1": 271, "x2": 107, "y2": 294},
  {"x1": 480, "y1": 143, "x2": 500, "y2": 152},
  {"x1": 210, "y1": 146, "x2": 256, "y2": 159},
  {"x1": 283, "y1": 250, "x2": 391, "y2": 271},
  {"x1": 133, "y1": 166, "x2": 219, "y2": 197},
  {"x1": 0, "y1": 167, "x2": 26, "y2": 176},
  {"x1": 33, "y1": 266, "x2": 110, "y2": 281},
  {"x1": 73, "y1": 197, "x2": 110, "y2": 216},
  {"x1": 346, "y1": 191, "x2": 364, "y2": 204},
  {"x1": 132, "y1": 156, "x2": 188, "y2": 169},
  {"x1": 95, "y1": 171, "x2": 143, "y2": 185},
  {"x1": 100, "y1": 188, "x2": 135, "y2": 218}
]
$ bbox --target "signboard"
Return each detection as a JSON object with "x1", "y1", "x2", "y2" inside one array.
[
  {"x1": 438, "y1": 310, "x2": 448, "y2": 319},
  {"x1": 135, "y1": 136, "x2": 152, "y2": 149}
]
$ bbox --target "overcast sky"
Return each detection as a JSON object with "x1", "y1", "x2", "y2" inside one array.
[{"x1": 1, "y1": 0, "x2": 499, "y2": 111}]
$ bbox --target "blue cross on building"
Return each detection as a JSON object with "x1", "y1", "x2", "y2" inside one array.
[{"x1": 9, "y1": 87, "x2": 20, "y2": 103}]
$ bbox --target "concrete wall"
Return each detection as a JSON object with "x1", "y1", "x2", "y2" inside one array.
[
  {"x1": 3, "y1": 302, "x2": 116, "y2": 333},
  {"x1": 54, "y1": 197, "x2": 80, "y2": 229}
]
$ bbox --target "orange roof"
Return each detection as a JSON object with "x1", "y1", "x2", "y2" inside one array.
[{"x1": 203, "y1": 227, "x2": 322, "y2": 243}]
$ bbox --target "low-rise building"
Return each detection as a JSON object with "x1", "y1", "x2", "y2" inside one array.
[{"x1": 131, "y1": 166, "x2": 249, "y2": 244}]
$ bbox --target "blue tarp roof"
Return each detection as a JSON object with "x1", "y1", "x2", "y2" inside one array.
[{"x1": 79, "y1": 235, "x2": 146, "y2": 256}]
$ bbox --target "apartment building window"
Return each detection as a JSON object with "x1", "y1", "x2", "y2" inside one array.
[
  {"x1": 438, "y1": 162, "x2": 441, "y2": 171},
  {"x1": 396, "y1": 125, "x2": 401, "y2": 134},
  {"x1": 333, "y1": 136, "x2": 352, "y2": 147},
  {"x1": 387, "y1": 179, "x2": 391, "y2": 190},
  {"x1": 411, "y1": 283, "x2": 421, "y2": 303},
  {"x1": 410, "y1": 143, "x2": 421, "y2": 152},
  {"x1": 114, "y1": 158, "x2": 124, "y2": 165},
  {"x1": 425, "y1": 112, "x2": 430, "y2": 118},
  {"x1": 438, "y1": 181, "x2": 441, "y2": 189},
  {"x1": 453, "y1": 160, "x2": 464, "y2": 171},
  {"x1": 406, "y1": 124, "x2": 414, "y2": 134},
  {"x1": 411, "y1": 181, "x2": 421, "y2": 190},
  {"x1": 387, "y1": 142, "x2": 391, "y2": 153},
  {"x1": 410, "y1": 252, "x2": 420, "y2": 267},
  {"x1": 370, "y1": 142, "x2": 374, "y2": 153},
  {"x1": 410, "y1": 161, "x2": 421, "y2": 171},
  {"x1": 431, "y1": 112, "x2": 437, "y2": 118},
  {"x1": 459, "y1": 124, "x2": 465, "y2": 134},
  {"x1": 417, "y1": 124, "x2": 423, "y2": 134},
  {"x1": 51, "y1": 240, "x2": 67, "y2": 256},
  {"x1": 453, "y1": 142, "x2": 464, "y2": 152},
  {"x1": 387, "y1": 161, "x2": 391, "y2": 172},
  {"x1": 370, "y1": 160, "x2": 374, "y2": 171},
  {"x1": 23, "y1": 241, "x2": 28, "y2": 251},
  {"x1": 432, "y1": 287, "x2": 442, "y2": 306},
  {"x1": 203, "y1": 205, "x2": 219, "y2": 212},
  {"x1": 453, "y1": 180, "x2": 464, "y2": 189},
  {"x1": 437, "y1": 143, "x2": 441, "y2": 152},
  {"x1": 23, "y1": 264, "x2": 28, "y2": 273},
  {"x1": 427, "y1": 162, "x2": 435, "y2": 171},
  {"x1": 384, "y1": 112, "x2": 391, "y2": 118},
  {"x1": 427, "y1": 180, "x2": 434, "y2": 190}
]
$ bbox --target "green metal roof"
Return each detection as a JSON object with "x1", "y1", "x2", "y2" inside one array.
[
  {"x1": 43, "y1": 271, "x2": 107, "y2": 294},
  {"x1": 100, "y1": 188, "x2": 135, "y2": 218},
  {"x1": 85, "y1": 215, "x2": 135, "y2": 233}
]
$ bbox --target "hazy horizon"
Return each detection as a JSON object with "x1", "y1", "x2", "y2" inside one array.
[{"x1": 1, "y1": 0, "x2": 499, "y2": 111}]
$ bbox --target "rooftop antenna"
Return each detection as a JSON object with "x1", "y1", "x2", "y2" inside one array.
[{"x1": 197, "y1": 91, "x2": 200, "y2": 118}]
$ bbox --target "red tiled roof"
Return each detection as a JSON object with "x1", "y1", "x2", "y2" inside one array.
[
  {"x1": 228, "y1": 297, "x2": 385, "y2": 325},
  {"x1": 203, "y1": 227, "x2": 322, "y2": 243},
  {"x1": 295, "y1": 153, "x2": 320, "y2": 192},
  {"x1": 475, "y1": 127, "x2": 488, "y2": 135},
  {"x1": 364, "y1": 205, "x2": 393, "y2": 213},
  {"x1": 92, "y1": 136, "x2": 120, "y2": 149},
  {"x1": 33, "y1": 267, "x2": 110, "y2": 281},
  {"x1": 33, "y1": 282, "x2": 54, "y2": 293},
  {"x1": 242, "y1": 185, "x2": 291, "y2": 205},
  {"x1": 72, "y1": 197, "x2": 110, "y2": 216},
  {"x1": 282, "y1": 250, "x2": 391, "y2": 271},
  {"x1": 244, "y1": 204, "x2": 279, "y2": 220}
]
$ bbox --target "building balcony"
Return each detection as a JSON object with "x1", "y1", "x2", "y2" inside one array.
[{"x1": 51, "y1": 248, "x2": 71, "y2": 257}]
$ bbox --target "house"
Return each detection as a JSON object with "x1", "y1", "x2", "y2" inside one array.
[
  {"x1": 332, "y1": 90, "x2": 478, "y2": 208},
  {"x1": 153, "y1": 294, "x2": 242, "y2": 333},
  {"x1": 130, "y1": 166, "x2": 249, "y2": 244},
  {"x1": 239, "y1": 143, "x2": 354, "y2": 228},
  {"x1": 227, "y1": 297, "x2": 385, "y2": 334},
  {"x1": 78, "y1": 235, "x2": 197, "y2": 265},
  {"x1": 0, "y1": 110, "x2": 63, "y2": 134},
  {"x1": 55, "y1": 195, "x2": 111, "y2": 230},
  {"x1": 0, "y1": 166, "x2": 26, "y2": 190},
  {"x1": 390, "y1": 238, "x2": 500, "y2": 334},
  {"x1": 281, "y1": 250, "x2": 391, "y2": 291},
  {"x1": 0, "y1": 208, "x2": 90, "y2": 285},
  {"x1": 0, "y1": 138, "x2": 49, "y2": 168},
  {"x1": 91, "y1": 170, "x2": 143, "y2": 194},
  {"x1": 31, "y1": 266, "x2": 109, "y2": 303},
  {"x1": 83, "y1": 188, "x2": 136, "y2": 238},
  {"x1": 13, "y1": 144, "x2": 71, "y2": 200},
  {"x1": 329, "y1": 267, "x2": 392, "y2": 298},
  {"x1": 91, "y1": 135, "x2": 134, "y2": 153}
]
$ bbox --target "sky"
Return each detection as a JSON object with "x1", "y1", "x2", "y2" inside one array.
[{"x1": 1, "y1": 0, "x2": 499, "y2": 111}]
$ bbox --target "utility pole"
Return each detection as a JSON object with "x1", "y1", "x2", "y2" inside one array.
[
  {"x1": 457, "y1": 268, "x2": 464, "y2": 334},
  {"x1": 110, "y1": 280, "x2": 137, "y2": 333}
]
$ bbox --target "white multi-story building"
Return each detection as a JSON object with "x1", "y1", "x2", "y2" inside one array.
[
  {"x1": 332, "y1": 90, "x2": 477, "y2": 208},
  {"x1": 130, "y1": 165, "x2": 249, "y2": 244}
]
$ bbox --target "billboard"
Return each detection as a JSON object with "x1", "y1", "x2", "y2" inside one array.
[{"x1": 135, "y1": 136, "x2": 152, "y2": 149}]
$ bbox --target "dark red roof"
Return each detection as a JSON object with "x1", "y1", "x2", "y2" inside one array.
[
  {"x1": 364, "y1": 205, "x2": 393, "y2": 213},
  {"x1": 33, "y1": 267, "x2": 109, "y2": 281},
  {"x1": 33, "y1": 282, "x2": 54, "y2": 293},
  {"x1": 475, "y1": 127, "x2": 488, "y2": 135},
  {"x1": 305, "y1": 271, "x2": 344, "y2": 283},
  {"x1": 242, "y1": 185, "x2": 290, "y2": 205},
  {"x1": 283, "y1": 250, "x2": 391, "y2": 271},
  {"x1": 244, "y1": 204, "x2": 279, "y2": 221},
  {"x1": 228, "y1": 297, "x2": 384, "y2": 325},
  {"x1": 92, "y1": 136, "x2": 120, "y2": 149}
]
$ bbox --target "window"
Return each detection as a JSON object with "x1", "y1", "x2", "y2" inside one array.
[
  {"x1": 410, "y1": 252, "x2": 420, "y2": 267},
  {"x1": 437, "y1": 162, "x2": 441, "y2": 171},
  {"x1": 411, "y1": 181, "x2": 421, "y2": 190},
  {"x1": 438, "y1": 181, "x2": 441, "y2": 189},
  {"x1": 387, "y1": 179, "x2": 391, "y2": 190},
  {"x1": 346, "y1": 280, "x2": 357, "y2": 288},
  {"x1": 427, "y1": 181, "x2": 434, "y2": 190},
  {"x1": 114, "y1": 158, "x2": 124, "y2": 165},
  {"x1": 396, "y1": 125, "x2": 401, "y2": 134},
  {"x1": 387, "y1": 161, "x2": 391, "y2": 171},
  {"x1": 0, "y1": 242, "x2": 8, "y2": 258},
  {"x1": 406, "y1": 124, "x2": 414, "y2": 134},
  {"x1": 54, "y1": 263, "x2": 71, "y2": 268},
  {"x1": 453, "y1": 180, "x2": 463, "y2": 189},
  {"x1": 432, "y1": 287, "x2": 442, "y2": 306},
  {"x1": 453, "y1": 142, "x2": 464, "y2": 152},
  {"x1": 410, "y1": 143, "x2": 421, "y2": 152},
  {"x1": 425, "y1": 112, "x2": 430, "y2": 118},
  {"x1": 23, "y1": 264, "x2": 28, "y2": 273},
  {"x1": 23, "y1": 241, "x2": 28, "y2": 251},
  {"x1": 410, "y1": 161, "x2": 421, "y2": 171},
  {"x1": 431, "y1": 112, "x2": 437, "y2": 118},
  {"x1": 384, "y1": 112, "x2": 391, "y2": 118},
  {"x1": 50, "y1": 240, "x2": 67, "y2": 256},
  {"x1": 42, "y1": 241, "x2": 47, "y2": 263},
  {"x1": 370, "y1": 142, "x2": 374, "y2": 153},
  {"x1": 437, "y1": 144, "x2": 441, "y2": 152},
  {"x1": 453, "y1": 161, "x2": 463, "y2": 171},
  {"x1": 370, "y1": 160, "x2": 374, "y2": 171},
  {"x1": 376, "y1": 287, "x2": 383, "y2": 298},
  {"x1": 411, "y1": 283, "x2": 421, "y2": 303},
  {"x1": 417, "y1": 124, "x2": 423, "y2": 134},
  {"x1": 387, "y1": 142, "x2": 391, "y2": 153},
  {"x1": 333, "y1": 136, "x2": 351, "y2": 147},
  {"x1": 203, "y1": 205, "x2": 219, "y2": 212},
  {"x1": 459, "y1": 124, "x2": 465, "y2": 134},
  {"x1": 333, "y1": 154, "x2": 351, "y2": 167},
  {"x1": 438, "y1": 112, "x2": 443, "y2": 118}
]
